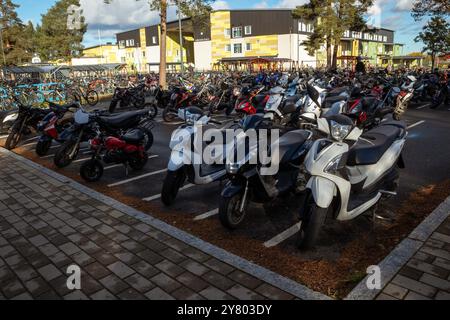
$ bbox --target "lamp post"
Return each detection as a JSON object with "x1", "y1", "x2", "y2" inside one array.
[
  {"x1": 175, "y1": 1, "x2": 184, "y2": 73},
  {"x1": 0, "y1": 11, "x2": 6, "y2": 65}
]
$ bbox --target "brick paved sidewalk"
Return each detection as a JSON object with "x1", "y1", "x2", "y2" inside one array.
[
  {"x1": 0, "y1": 152, "x2": 296, "y2": 300},
  {"x1": 377, "y1": 215, "x2": 450, "y2": 300}
]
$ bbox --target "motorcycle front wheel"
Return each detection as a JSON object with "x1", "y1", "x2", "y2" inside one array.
[
  {"x1": 5, "y1": 123, "x2": 23, "y2": 150},
  {"x1": 161, "y1": 169, "x2": 186, "y2": 206},
  {"x1": 54, "y1": 140, "x2": 80, "y2": 168},
  {"x1": 296, "y1": 195, "x2": 328, "y2": 250},
  {"x1": 80, "y1": 159, "x2": 104, "y2": 182},
  {"x1": 218, "y1": 192, "x2": 249, "y2": 230},
  {"x1": 143, "y1": 102, "x2": 158, "y2": 120},
  {"x1": 162, "y1": 106, "x2": 177, "y2": 122},
  {"x1": 128, "y1": 152, "x2": 148, "y2": 171},
  {"x1": 86, "y1": 90, "x2": 99, "y2": 106}
]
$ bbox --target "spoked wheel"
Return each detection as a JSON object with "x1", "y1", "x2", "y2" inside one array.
[
  {"x1": 142, "y1": 129, "x2": 154, "y2": 152},
  {"x1": 218, "y1": 192, "x2": 249, "y2": 230},
  {"x1": 80, "y1": 159, "x2": 104, "y2": 182},
  {"x1": 86, "y1": 90, "x2": 99, "y2": 106},
  {"x1": 128, "y1": 152, "x2": 148, "y2": 171},
  {"x1": 5, "y1": 127, "x2": 22, "y2": 150},
  {"x1": 54, "y1": 140, "x2": 80, "y2": 168},
  {"x1": 296, "y1": 193, "x2": 328, "y2": 250},
  {"x1": 161, "y1": 169, "x2": 186, "y2": 206},
  {"x1": 162, "y1": 106, "x2": 178, "y2": 122}
]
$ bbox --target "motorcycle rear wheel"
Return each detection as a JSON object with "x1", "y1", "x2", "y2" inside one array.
[
  {"x1": 80, "y1": 159, "x2": 104, "y2": 182},
  {"x1": 128, "y1": 152, "x2": 148, "y2": 171}
]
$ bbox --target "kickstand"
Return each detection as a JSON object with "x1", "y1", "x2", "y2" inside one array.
[{"x1": 123, "y1": 163, "x2": 129, "y2": 177}]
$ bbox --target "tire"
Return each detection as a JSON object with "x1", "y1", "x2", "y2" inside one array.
[
  {"x1": 35, "y1": 139, "x2": 52, "y2": 156},
  {"x1": 218, "y1": 192, "x2": 248, "y2": 230},
  {"x1": 430, "y1": 92, "x2": 444, "y2": 109},
  {"x1": 144, "y1": 103, "x2": 158, "y2": 120},
  {"x1": 128, "y1": 152, "x2": 148, "y2": 171},
  {"x1": 54, "y1": 139, "x2": 80, "y2": 168},
  {"x1": 80, "y1": 159, "x2": 103, "y2": 182},
  {"x1": 109, "y1": 99, "x2": 119, "y2": 113},
  {"x1": 161, "y1": 169, "x2": 186, "y2": 206},
  {"x1": 86, "y1": 90, "x2": 99, "y2": 106},
  {"x1": 296, "y1": 196, "x2": 328, "y2": 250},
  {"x1": 142, "y1": 129, "x2": 154, "y2": 152},
  {"x1": 5, "y1": 123, "x2": 23, "y2": 150},
  {"x1": 162, "y1": 105, "x2": 177, "y2": 122}
]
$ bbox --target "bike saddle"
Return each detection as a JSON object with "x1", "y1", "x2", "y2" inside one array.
[
  {"x1": 99, "y1": 110, "x2": 148, "y2": 128},
  {"x1": 122, "y1": 128, "x2": 145, "y2": 145}
]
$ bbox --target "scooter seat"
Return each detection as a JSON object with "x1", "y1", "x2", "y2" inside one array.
[
  {"x1": 122, "y1": 128, "x2": 145, "y2": 144},
  {"x1": 277, "y1": 130, "x2": 310, "y2": 164},
  {"x1": 347, "y1": 125, "x2": 403, "y2": 166},
  {"x1": 99, "y1": 110, "x2": 148, "y2": 128},
  {"x1": 323, "y1": 95, "x2": 347, "y2": 109}
]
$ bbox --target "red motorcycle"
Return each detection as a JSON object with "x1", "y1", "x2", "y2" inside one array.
[
  {"x1": 80, "y1": 128, "x2": 149, "y2": 182},
  {"x1": 162, "y1": 86, "x2": 199, "y2": 122},
  {"x1": 234, "y1": 86, "x2": 268, "y2": 117}
]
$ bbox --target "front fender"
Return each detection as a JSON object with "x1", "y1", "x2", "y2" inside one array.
[
  {"x1": 306, "y1": 176, "x2": 337, "y2": 209},
  {"x1": 221, "y1": 181, "x2": 244, "y2": 198},
  {"x1": 167, "y1": 149, "x2": 191, "y2": 171}
]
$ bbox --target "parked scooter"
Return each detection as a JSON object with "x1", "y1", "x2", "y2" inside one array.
[
  {"x1": 161, "y1": 107, "x2": 226, "y2": 205},
  {"x1": 296, "y1": 114, "x2": 407, "y2": 249},
  {"x1": 219, "y1": 115, "x2": 313, "y2": 229},
  {"x1": 35, "y1": 101, "x2": 80, "y2": 156}
]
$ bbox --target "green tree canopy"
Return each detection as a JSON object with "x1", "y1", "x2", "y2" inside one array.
[
  {"x1": 412, "y1": 0, "x2": 450, "y2": 21},
  {"x1": 414, "y1": 16, "x2": 450, "y2": 70},
  {"x1": 36, "y1": 0, "x2": 87, "y2": 62}
]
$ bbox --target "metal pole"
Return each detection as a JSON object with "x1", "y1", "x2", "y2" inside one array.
[
  {"x1": 0, "y1": 26, "x2": 6, "y2": 65},
  {"x1": 177, "y1": 5, "x2": 184, "y2": 73}
]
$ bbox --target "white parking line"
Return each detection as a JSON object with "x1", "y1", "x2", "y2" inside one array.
[
  {"x1": 263, "y1": 222, "x2": 302, "y2": 248},
  {"x1": 194, "y1": 208, "x2": 219, "y2": 221},
  {"x1": 107, "y1": 168, "x2": 167, "y2": 188},
  {"x1": 72, "y1": 157, "x2": 92, "y2": 164},
  {"x1": 0, "y1": 134, "x2": 8, "y2": 139},
  {"x1": 103, "y1": 155, "x2": 159, "y2": 170},
  {"x1": 142, "y1": 184, "x2": 195, "y2": 202},
  {"x1": 416, "y1": 104, "x2": 430, "y2": 110},
  {"x1": 20, "y1": 141, "x2": 38, "y2": 148},
  {"x1": 40, "y1": 154, "x2": 55, "y2": 159},
  {"x1": 23, "y1": 136, "x2": 38, "y2": 142},
  {"x1": 407, "y1": 120, "x2": 426, "y2": 130}
]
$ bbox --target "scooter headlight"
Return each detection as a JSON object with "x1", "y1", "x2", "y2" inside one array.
[
  {"x1": 330, "y1": 120, "x2": 351, "y2": 141},
  {"x1": 226, "y1": 162, "x2": 241, "y2": 175}
]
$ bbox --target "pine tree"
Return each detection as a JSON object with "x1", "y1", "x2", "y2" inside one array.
[
  {"x1": 0, "y1": 0, "x2": 22, "y2": 65},
  {"x1": 412, "y1": 0, "x2": 450, "y2": 21},
  {"x1": 293, "y1": 0, "x2": 373, "y2": 69},
  {"x1": 104, "y1": 0, "x2": 214, "y2": 89},
  {"x1": 36, "y1": 0, "x2": 87, "y2": 62}
]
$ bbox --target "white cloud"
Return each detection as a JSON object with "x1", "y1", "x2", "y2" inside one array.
[
  {"x1": 254, "y1": 1, "x2": 270, "y2": 9},
  {"x1": 212, "y1": 1, "x2": 230, "y2": 10},
  {"x1": 277, "y1": 0, "x2": 309, "y2": 9},
  {"x1": 395, "y1": 0, "x2": 414, "y2": 12}
]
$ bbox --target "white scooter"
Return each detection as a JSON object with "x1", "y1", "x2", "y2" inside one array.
[
  {"x1": 161, "y1": 107, "x2": 230, "y2": 206},
  {"x1": 296, "y1": 113, "x2": 407, "y2": 249}
]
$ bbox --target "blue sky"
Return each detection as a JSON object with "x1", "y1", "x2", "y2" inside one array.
[{"x1": 14, "y1": 0, "x2": 426, "y2": 53}]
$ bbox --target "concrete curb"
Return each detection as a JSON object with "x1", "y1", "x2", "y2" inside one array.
[
  {"x1": 0, "y1": 147, "x2": 331, "y2": 300},
  {"x1": 345, "y1": 195, "x2": 450, "y2": 300}
]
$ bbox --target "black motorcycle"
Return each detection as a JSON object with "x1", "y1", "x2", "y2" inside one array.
[
  {"x1": 53, "y1": 108, "x2": 155, "y2": 168},
  {"x1": 5, "y1": 97, "x2": 52, "y2": 150},
  {"x1": 109, "y1": 83, "x2": 157, "y2": 118},
  {"x1": 218, "y1": 115, "x2": 312, "y2": 229}
]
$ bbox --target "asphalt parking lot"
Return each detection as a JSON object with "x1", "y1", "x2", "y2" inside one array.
[{"x1": 2, "y1": 100, "x2": 449, "y2": 295}]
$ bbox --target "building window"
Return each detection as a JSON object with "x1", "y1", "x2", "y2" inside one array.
[
  {"x1": 225, "y1": 44, "x2": 231, "y2": 52},
  {"x1": 299, "y1": 22, "x2": 306, "y2": 32},
  {"x1": 224, "y1": 28, "x2": 231, "y2": 37},
  {"x1": 232, "y1": 27, "x2": 242, "y2": 38},
  {"x1": 119, "y1": 41, "x2": 125, "y2": 48},
  {"x1": 125, "y1": 39, "x2": 135, "y2": 47},
  {"x1": 121, "y1": 57, "x2": 126, "y2": 63},
  {"x1": 152, "y1": 36, "x2": 157, "y2": 44},
  {"x1": 233, "y1": 43, "x2": 242, "y2": 54},
  {"x1": 142, "y1": 51, "x2": 146, "y2": 57},
  {"x1": 343, "y1": 30, "x2": 350, "y2": 38},
  {"x1": 246, "y1": 43, "x2": 251, "y2": 51},
  {"x1": 383, "y1": 36, "x2": 387, "y2": 42},
  {"x1": 244, "y1": 25, "x2": 252, "y2": 35}
]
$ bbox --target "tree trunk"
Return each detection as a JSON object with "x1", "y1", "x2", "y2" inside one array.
[
  {"x1": 331, "y1": 39, "x2": 339, "y2": 70},
  {"x1": 159, "y1": 0, "x2": 167, "y2": 89},
  {"x1": 326, "y1": 36, "x2": 332, "y2": 69},
  {"x1": 431, "y1": 52, "x2": 436, "y2": 71}
]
